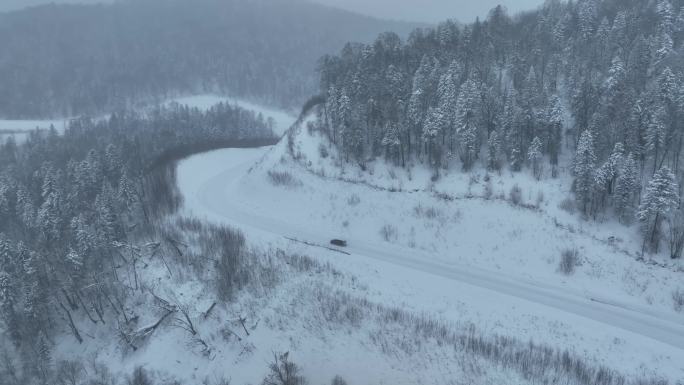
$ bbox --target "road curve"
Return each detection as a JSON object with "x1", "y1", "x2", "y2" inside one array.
[{"x1": 178, "y1": 146, "x2": 684, "y2": 353}]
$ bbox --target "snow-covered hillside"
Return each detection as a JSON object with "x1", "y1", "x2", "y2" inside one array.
[
  {"x1": 18, "y1": 96, "x2": 678, "y2": 384},
  {"x1": 173, "y1": 117, "x2": 684, "y2": 382}
]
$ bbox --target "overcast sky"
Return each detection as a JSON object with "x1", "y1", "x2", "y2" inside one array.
[
  {"x1": 0, "y1": 0, "x2": 546, "y2": 23},
  {"x1": 314, "y1": 0, "x2": 546, "y2": 23}
]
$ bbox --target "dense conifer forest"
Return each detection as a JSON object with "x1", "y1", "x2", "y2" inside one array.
[
  {"x1": 0, "y1": 102, "x2": 275, "y2": 382},
  {"x1": 315, "y1": 0, "x2": 684, "y2": 256}
]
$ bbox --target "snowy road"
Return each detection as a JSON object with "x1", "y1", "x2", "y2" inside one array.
[{"x1": 176, "y1": 146, "x2": 684, "y2": 363}]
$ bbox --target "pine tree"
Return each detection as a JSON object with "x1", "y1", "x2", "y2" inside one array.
[
  {"x1": 610, "y1": 11, "x2": 628, "y2": 51},
  {"x1": 437, "y1": 63, "x2": 459, "y2": 151},
  {"x1": 94, "y1": 183, "x2": 121, "y2": 249},
  {"x1": 325, "y1": 86, "x2": 340, "y2": 143},
  {"x1": 407, "y1": 88, "x2": 425, "y2": 151},
  {"x1": 381, "y1": 123, "x2": 401, "y2": 164},
  {"x1": 35, "y1": 329, "x2": 52, "y2": 380},
  {"x1": 614, "y1": 154, "x2": 639, "y2": 223},
  {"x1": 38, "y1": 189, "x2": 63, "y2": 243},
  {"x1": 0, "y1": 236, "x2": 19, "y2": 341},
  {"x1": 71, "y1": 214, "x2": 93, "y2": 256},
  {"x1": 528, "y1": 136, "x2": 543, "y2": 180},
  {"x1": 546, "y1": 95, "x2": 564, "y2": 167},
  {"x1": 578, "y1": 0, "x2": 598, "y2": 41},
  {"x1": 15, "y1": 188, "x2": 36, "y2": 230},
  {"x1": 645, "y1": 106, "x2": 668, "y2": 173},
  {"x1": 455, "y1": 77, "x2": 481, "y2": 170},
  {"x1": 637, "y1": 166, "x2": 680, "y2": 253},
  {"x1": 574, "y1": 130, "x2": 597, "y2": 215},
  {"x1": 503, "y1": 90, "x2": 524, "y2": 171},
  {"x1": 657, "y1": 0, "x2": 675, "y2": 34},
  {"x1": 487, "y1": 130, "x2": 502, "y2": 171},
  {"x1": 422, "y1": 107, "x2": 445, "y2": 167},
  {"x1": 0, "y1": 267, "x2": 20, "y2": 344},
  {"x1": 338, "y1": 91, "x2": 362, "y2": 160}
]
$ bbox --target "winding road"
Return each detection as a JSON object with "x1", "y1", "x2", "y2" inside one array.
[{"x1": 176, "y1": 145, "x2": 684, "y2": 365}]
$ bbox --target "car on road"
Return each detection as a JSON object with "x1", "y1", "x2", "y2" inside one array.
[{"x1": 330, "y1": 239, "x2": 347, "y2": 247}]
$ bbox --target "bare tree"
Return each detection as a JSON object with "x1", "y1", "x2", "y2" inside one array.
[{"x1": 262, "y1": 352, "x2": 307, "y2": 385}]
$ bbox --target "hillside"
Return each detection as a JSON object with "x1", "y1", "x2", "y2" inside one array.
[
  {"x1": 1, "y1": 0, "x2": 684, "y2": 384},
  {"x1": 314, "y1": 0, "x2": 684, "y2": 261},
  {"x1": 0, "y1": 0, "x2": 421, "y2": 118},
  {"x1": 167, "y1": 112, "x2": 684, "y2": 383}
]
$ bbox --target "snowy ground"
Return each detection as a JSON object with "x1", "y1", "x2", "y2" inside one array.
[
  {"x1": 48, "y1": 100, "x2": 684, "y2": 384},
  {"x1": 172, "y1": 119, "x2": 684, "y2": 382}
]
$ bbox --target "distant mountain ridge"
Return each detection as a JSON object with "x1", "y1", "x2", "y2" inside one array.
[{"x1": 0, "y1": 0, "x2": 422, "y2": 118}]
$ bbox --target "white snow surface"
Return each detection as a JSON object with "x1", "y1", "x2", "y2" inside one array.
[
  {"x1": 173, "y1": 117, "x2": 684, "y2": 382},
  {"x1": 52, "y1": 101, "x2": 684, "y2": 384}
]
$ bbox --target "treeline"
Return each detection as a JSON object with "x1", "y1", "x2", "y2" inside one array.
[
  {"x1": 0, "y1": 0, "x2": 419, "y2": 118},
  {"x1": 315, "y1": 0, "x2": 684, "y2": 256},
  {"x1": 0, "y1": 102, "x2": 275, "y2": 383}
]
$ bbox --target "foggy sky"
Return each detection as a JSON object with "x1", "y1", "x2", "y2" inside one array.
[
  {"x1": 314, "y1": 0, "x2": 546, "y2": 23},
  {"x1": 0, "y1": 0, "x2": 109, "y2": 12},
  {"x1": 1, "y1": 0, "x2": 546, "y2": 23}
]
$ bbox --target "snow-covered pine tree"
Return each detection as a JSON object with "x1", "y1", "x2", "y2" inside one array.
[
  {"x1": 614, "y1": 154, "x2": 639, "y2": 223},
  {"x1": 578, "y1": 0, "x2": 598, "y2": 42},
  {"x1": 423, "y1": 107, "x2": 445, "y2": 167},
  {"x1": 528, "y1": 136, "x2": 543, "y2": 180},
  {"x1": 645, "y1": 106, "x2": 668, "y2": 174},
  {"x1": 637, "y1": 166, "x2": 680, "y2": 253},
  {"x1": 574, "y1": 130, "x2": 597, "y2": 216},
  {"x1": 381, "y1": 123, "x2": 402, "y2": 165},
  {"x1": 594, "y1": 143, "x2": 625, "y2": 212},
  {"x1": 456, "y1": 77, "x2": 481, "y2": 170},
  {"x1": 546, "y1": 95, "x2": 564, "y2": 168},
  {"x1": 487, "y1": 129, "x2": 502, "y2": 171}
]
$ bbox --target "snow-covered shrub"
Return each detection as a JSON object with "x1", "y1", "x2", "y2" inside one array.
[
  {"x1": 413, "y1": 204, "x2": 438, "y2": 220},
  {"x1": 176, "y1": 216, "x2": 204, "y2": 232},
  {"x1": 484, "y1": 178, "x2": 493, "y2": 200},
  {"x1": 509, "y1": 184, "x2": 523, "y2": 206},
  {"x1": 380, "y1": 224, "x2": 398, "y2": 242},
  {"x1": 268, "y1": 170, "x2": 302, "y2": 187},
  {"x1": 208, "y1": 225, "x2": 249, "y2": 301},
  {"x1": 347, "y1": 193, "x2": 361, "y2": 206},
  {"x1": 536, "y1": 191, "x2": 545, "y2": 207},
  {"x1": 673, "y1": 289, "x2": 684, "y2": 312},
  {"x1": 127, "y1": 366, "x2": 153, "y2": 385},
  {"x1": 559, "y1": 198, "x2": 576, "y2": 214},
  {"x1": 55, "y1": 360, "x2": 86, "y2": 385},
  {"x1": 211, "y1": 378, "x2": 233, "y2": 385},
  {"x1": 263, "y1": 352, "x2": 307, "y2": 385},
  {"x1": 331, "y1": 375, "x2": 348, "y2": 385},
  {"x1": 558, "y1": 248, "x2": 580, "y2": 275},
  {"x1": 318, "y1": 143, "x2": 329, "y2": 159}
]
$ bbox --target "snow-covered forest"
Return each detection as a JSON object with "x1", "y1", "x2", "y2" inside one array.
[
  {"x1": 315, "y1": 0, "x2": 684, "y2": 257},
  {"x1": 0, "y1": 103, "x2": 276, "y2": 383},
  {"x1": 1, "y1": 0, "x2": 684, "y2": 384}
]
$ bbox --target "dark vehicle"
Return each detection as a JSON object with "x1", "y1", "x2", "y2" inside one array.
[{"x1": 330, "y1": 239, "x2": 347, "y2": 247}]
